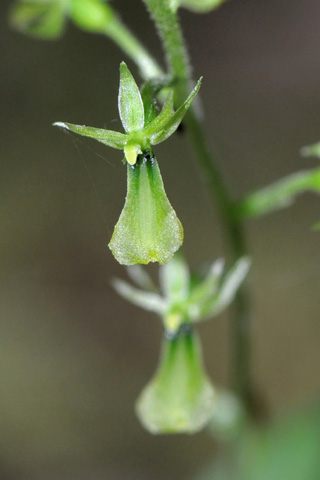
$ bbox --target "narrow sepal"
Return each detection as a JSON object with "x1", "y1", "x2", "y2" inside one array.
[
  {"x1": 118, "y1": 62, "x2": 144, "y2": 133},
  {"x1": 112, "y1": 279, "x2": 166, "y2": 314},
  {"x1": 53, "y1": 122, "x2": 127, "y2": 149},
  {"x1": 198, "y1": 257, "x2": 251, "y2": 320},
  {"x1": 108, "y1": 153, "x2": 183, "y2": 265},
  {"x1": 136, "y1": 329, "x2": 216, "y2": 434},
  {"x1": 143, "y1": 92, "x2": 175, "y2": 138}
]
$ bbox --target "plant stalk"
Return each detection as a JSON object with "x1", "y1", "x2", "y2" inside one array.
[
  {"x1": 142, "y1": 0, "x2": 252, "y2": 411},
  {"x1": 104, "y1": 13, "x2": 163, "y2": 80}
]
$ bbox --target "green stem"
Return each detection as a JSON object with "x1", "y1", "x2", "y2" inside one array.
[
  {"x1": 142, "y1": 0, "x2": 190, "y2": 100},
  {"x1": 104, "y1": 14, "x2": 163, "y2": 80},
  {"x1": 142, "y1": 0, "x2": 252, "y2": 411}
]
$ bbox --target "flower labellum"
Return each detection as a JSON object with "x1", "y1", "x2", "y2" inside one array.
[
  {"x1": 135, "y1": 327, "x2": 216, "y2": 434},
  {"x1": 109, "y1": 152, "x2": 183, "y2": 265}
]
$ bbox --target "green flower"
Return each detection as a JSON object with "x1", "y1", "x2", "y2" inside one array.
[
  {"x1": 54, "y1": 63, "x2": 201, "y2": 264},
  {"x1": 136, "y1": 327, "x2": 216, "y2": 434},
  {"x1": 114, "y1": 255, "x2": 250, "y2": 433}
]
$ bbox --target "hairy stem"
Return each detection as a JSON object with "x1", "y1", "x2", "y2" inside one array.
[
  {"x1": 142, "y1": 0, "x2": 252, "y2": 410},
  {"x1": 142, "y1": 0, "x2": 191, "y2": 100},
  {"x1": 95, "y1": 0, "x2": 252, "y2": 409}
]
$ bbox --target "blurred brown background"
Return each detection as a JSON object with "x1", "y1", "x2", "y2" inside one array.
[{"x1": 1, "y1": 0, "x2": 320, "y2": 478}]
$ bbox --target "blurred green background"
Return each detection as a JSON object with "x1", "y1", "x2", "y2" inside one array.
[{"x1": 1, "y1": 0, "x2": 320, "y2": 478}]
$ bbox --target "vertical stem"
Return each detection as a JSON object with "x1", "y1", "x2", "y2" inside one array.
[
  {"x1": 142, "y1": 0, "x2": 252, "y2": 410},
  {"x1": 142, "y1": 1, "x2": 191, "y2": 100}
]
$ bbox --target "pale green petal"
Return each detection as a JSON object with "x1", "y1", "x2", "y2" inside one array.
[
  {"x1": 143, "y1": 91, "x2": 175, "y2": 137},
  {"x1": 199, "y1": 257, "x2": 251, "y2": 320},
  {"x1": 149, "y1": 78, "x2": 202, "y2": 145}
]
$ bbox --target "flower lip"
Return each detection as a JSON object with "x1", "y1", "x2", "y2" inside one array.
[
  {"x1": 135, "y1": 329, "x2": 216, "y2": 434},
  {"x1": 108, "y1": 152, "x2": 184, "y2": 265}
]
